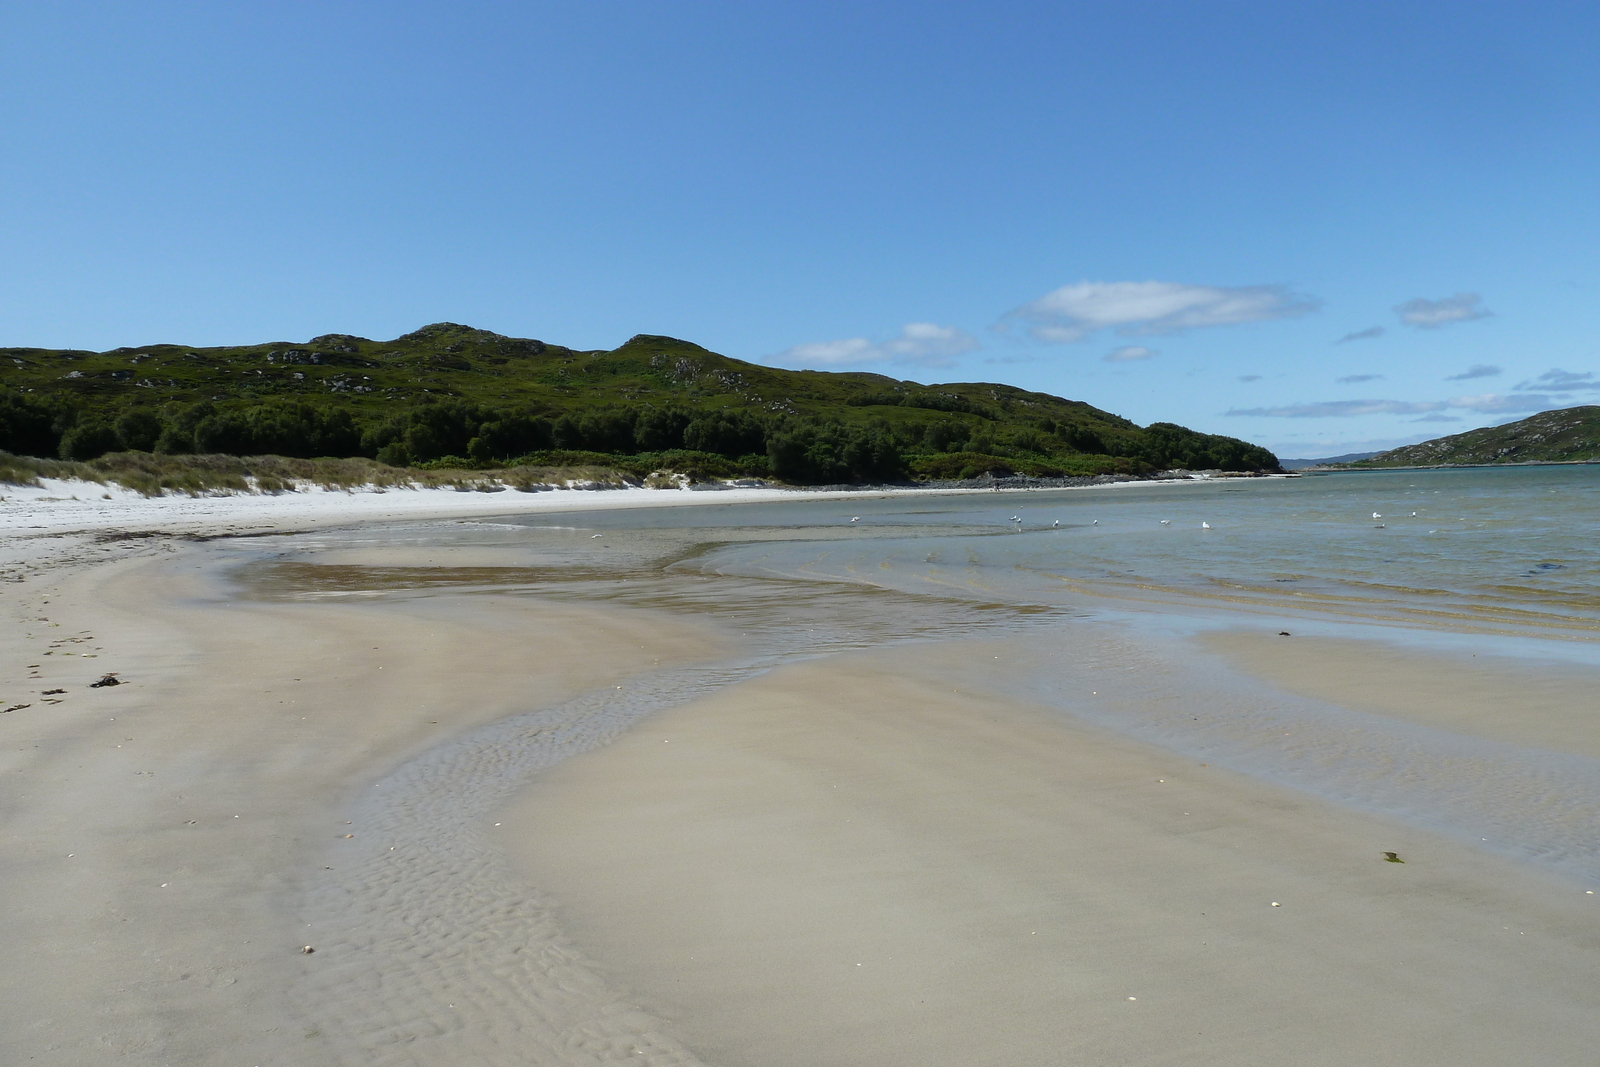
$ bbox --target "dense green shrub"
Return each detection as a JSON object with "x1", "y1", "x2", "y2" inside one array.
[
  {"x1": 113, "y1": 408, "x2": 163, "y2": 451},
  {"x1": 766, "y1": 420, "x2": 904, "y2": 483},
  {"x1": 0, "y1": 391, "x2": 69, "y2": 458},
  {"x1": 1138, "y1": 422, "x2": 1275, "y2": 471},
  {"x1": 59, "y1": 418, "x2": 122, "y2": 460},
  {"x1": 683, "y1": 410, "x2": 766, "y2": 457},
  {"x1": 193, "y1": 402, "x2": 361, "y2": 458}
]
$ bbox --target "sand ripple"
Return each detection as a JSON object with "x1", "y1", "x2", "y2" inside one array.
[{"x1": 295, "y1": 663, "x2": 761, "y2": 1065}]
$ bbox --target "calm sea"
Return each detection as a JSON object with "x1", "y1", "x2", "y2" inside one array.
[{"x1": 622, "y1": 465, "x2": 1600, "y2": 641}]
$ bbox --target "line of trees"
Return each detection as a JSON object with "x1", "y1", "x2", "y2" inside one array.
[{"x1": 1, "y1": 389, "x2": 1279, "y2": 482}]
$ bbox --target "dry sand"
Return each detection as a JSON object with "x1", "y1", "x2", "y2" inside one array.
[{"x1": 0, "y1": 524, "x2": 722, "y2": 1065}]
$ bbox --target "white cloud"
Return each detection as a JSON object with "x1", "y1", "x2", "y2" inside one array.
[
  {"x1": 1005, "y1": 280, "x2": 1319, "y2": 343},
  {"x1": 1104, "y1": 345, "x2": 1157, "y2": 362},
  {"x1": 1394, "y1": 292, "x2": 1492, "y2": 328},
  {"x1": 768, "y1": 322, "x2": 978, "y2": 370},
  {"x1": 1337, "y1": 374, "x2": 1383, "y2": 383},
  {"x1": 776, "y1": 337, "x2": 878, "y2": 365},
  {"x1": 1336, "y1": 326, "x2": 1384, "y2": 343},
  {"x1": 1446, "y1": 363, "x2": 1502, "y2": 381},
  {"x1": 880, "y1": 323, "x2": 980, "y2": 365}
]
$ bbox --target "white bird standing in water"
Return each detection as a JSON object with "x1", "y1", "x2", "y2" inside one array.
[
  {"x1": 1201, "y1": 521, "x2": 1211, "y2": 529},
  {"x1": 849, "y1": 516, "x2": 860, "y2": 522},
  {"x1": 1373, "y1": 512, "x2": 1382, "y2": 520},
  {"x1": 1160, "y1": 520, "x2": 1170, "y2": 525},
  {"x1": 1052, "y1": 520, "x2": 1060, "y2": 528}
]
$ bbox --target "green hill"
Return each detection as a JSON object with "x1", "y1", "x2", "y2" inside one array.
[
  {"x1": 2, "y1": 323, "x2": 1278, "y2": 483},
  {"x1": 1350, "y1": 406, "x2": 1600, "y2": 468}
]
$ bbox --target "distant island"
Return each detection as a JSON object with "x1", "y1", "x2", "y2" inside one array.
[
  {"x1": 1321, "y1": 406, "x2": 1600, "y2": 469},
  {"x1": 1278, "y1": 451, "x2": 1380, "y2": 470},
  {"x1": 1, "y1": 323, "x2": 1278, "y2": 485}
]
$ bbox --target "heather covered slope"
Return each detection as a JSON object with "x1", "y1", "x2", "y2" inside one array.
[
  {"x1": 1352, "y1": 406, "x2": 1600, "y2": 468},
  {"x1": 2, "y1": 323, "x2": 1278, "y2": 482}
]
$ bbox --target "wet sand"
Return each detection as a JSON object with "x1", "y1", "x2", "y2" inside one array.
[
  {"x1": 1202, "y1": 630, "x2": 1600, "y2": 760},
  {"x1": 499, "y1": 640, "x2": 1600, "y2": 1067}
]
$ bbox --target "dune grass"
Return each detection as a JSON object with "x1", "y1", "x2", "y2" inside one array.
[{"x1": 0, "y1": 450, "x2": 636, "y2": 497}]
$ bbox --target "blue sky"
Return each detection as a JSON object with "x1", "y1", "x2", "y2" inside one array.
[{"x1": 3, "y1": 2, "x2": 1597, "y2": 457}]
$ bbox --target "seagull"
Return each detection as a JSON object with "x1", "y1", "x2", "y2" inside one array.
[
  {"x1": 1159, "y1": 520, "x2": 1170, "y2": 525},
  {"x1": 1052, "y1": 520, "x2": 1060, "y2": 528},
  {"x1": 1201, "y1": 522, "x2": 1211, "y2": 529},
  {"x1": 1092, "y1": 519, "x2": 1099, "y2": 525},
  {"x1": 591, "y1": 533, "x2": 603, "y2": 538},
  {"x1": 1372, "y1": 512, "x2": 1382, "y2": 520},
  {"x1": 849, "y1": 516, "x2": 860, "y2": 522}
]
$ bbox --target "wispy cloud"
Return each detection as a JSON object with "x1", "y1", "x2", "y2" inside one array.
[
  {"x1": 1336, "y1": 374, "x2": 1383, "y2": 384},
  {"x1": 1266, "y1": 432, "x2": 1445, "y2": 457},
  {"x1": 1228, "y1": 399, "x2": 1447, "y2": 418},
  {"x1": 1228, "y1": 393, "x2": 1556, "y2": 418},
  {"x1": 1448, "y1": 393, "x2": 1558, "y2": 414},
  {"x1": 1335, "y1": 326, "x2": 1384, "y2": 343},
  {"x1": 769, "y1": 322, "x2": 978, "y2": 369},
  {"x1": 1104, "y1": 345, "x2": 1157, "y2": 362},
  {"x1": 1238, "y1": 374, "x2": 1262, "y2": 382},
  {"x1": 1411, "y1": 414, "x2": 1463, "y2": 423},
  {"x1": 1515, "y1": 367, "x2": 1598, "y2": 392},
  {"x1": 1446, "y1": 363, "x2": 1501, "y2": 380},
  {"x1": 1395, "y1": 292, "x2": 1492, "y2": 329},
  {"x1": 1004, "y1": 280, "x2": 1319, "y2": 344}
]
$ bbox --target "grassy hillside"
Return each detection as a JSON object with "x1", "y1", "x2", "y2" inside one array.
[
  {"x1": 1351, "y1": 406, "x2": 1600, "y2": 467},
  {"x1": 2, "y1": 323, "x2": 1279, "y2": 483}
]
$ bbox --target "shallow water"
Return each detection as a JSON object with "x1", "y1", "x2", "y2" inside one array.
[{"x1": 647, "y1": 467, "x2": 1600, "y2": 638}]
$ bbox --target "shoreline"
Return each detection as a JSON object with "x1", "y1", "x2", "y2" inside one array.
[{"x1": 1, "y1": 469, "x2": 1283, "y2": 541}]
